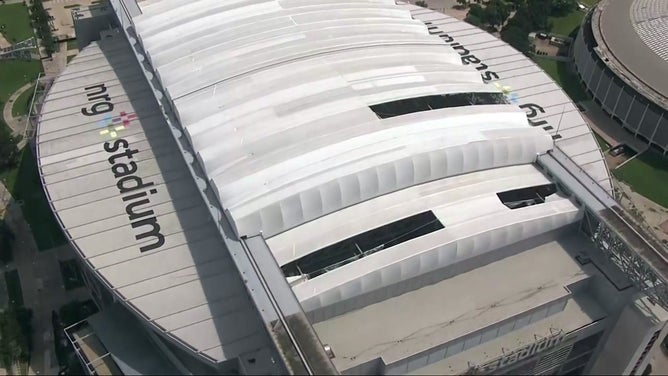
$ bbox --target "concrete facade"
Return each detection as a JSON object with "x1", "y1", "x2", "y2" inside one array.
[{"x1": 573, "y1": 3, "x2": 668, "y2": 153}]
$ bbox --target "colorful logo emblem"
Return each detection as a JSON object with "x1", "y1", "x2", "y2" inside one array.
[
  {"x1": 495, "y1": 82, "x2": 520, "y2": 104},
  {"x1": 97, "y1": 111, "x2": 137, "y2": 139}
]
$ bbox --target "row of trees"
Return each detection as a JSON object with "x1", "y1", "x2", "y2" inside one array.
[
  {"x1": 29, "y1": 0, "x2": 56, "y2": 55},
  {"x1": 463, "y1": 0, "x2": 580, "y2": 54},
  {"x1": 0, "y1": 118, "x2": 20, "y2": 174},
  {"x1": 465, "y1": 1, "x2": 512, "y2": 30}
]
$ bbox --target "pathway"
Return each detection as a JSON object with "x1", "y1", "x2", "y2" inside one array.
[
  {"x1": 2, "y1": 82, "x2": 33, "y2": 136},
  {"x1": 579, "y1": 99, "x2": 648, "y2": 153},
  {"x1": 1, "y1": 182, "x2": 90, "y2": 375}
]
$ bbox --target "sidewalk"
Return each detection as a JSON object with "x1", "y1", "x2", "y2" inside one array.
[
  {"x1": 1, "y1": 182, "x2": 90, "y2": 375},
  {"x1": 2, "y1": 83, "x2": 33, "y2": 139},
  {"x1": 579, "y1": 99, "x2": 648, "y2": 153}
]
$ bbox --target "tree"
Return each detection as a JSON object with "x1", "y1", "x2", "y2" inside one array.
[
  {"x1": 0, "y1": 119, "x2": 20, "y2": 173},
  {"x1": 456, "y1": 0, "x2": 470, "y2": 8},
  {"x1": 527, "y1": 0, "x2": 552, "y2": 31},
  {"x1": 468, "y1": 3, "x2": 486, "y2": 23},
  {"x1": 501, "y1": 26, "x2": 531, "y2": 54},
  {"x1": 551, "y1": 0, "x2": 577, "y2": 16},
  {"x1": 483, "y1": 0, "x2": 511, "y2": 29},
  {"x1": 465, "y1": 14, "x2": 483, "y2": 27},
  {"x1": 505, "y1": 4, "x2": 532, "y2": 32}
]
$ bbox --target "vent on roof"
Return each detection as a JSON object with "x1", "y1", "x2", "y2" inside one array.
[
  {"x1": 282, "y1": 211, "x2": 444, "y2": 280},
  {"x1": 369, "y1": 92, "x2": 507, "y2": 119},
  {"x1": 497, "y1": 183, "x2": 558, "y2": 210}
]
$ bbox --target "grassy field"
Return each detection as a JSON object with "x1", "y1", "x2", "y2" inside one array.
[
  {"x1": 4, "y1": 149, "x2": 67, "y2": 251},
  {"x1": 0, "y1": 3, "x2": 33, "y2": 43},
  {"x1": 533, "y1": 57, "x2": 589, "y2": 102},
  {"x1": 549, "y1": 10, "x2": 585, "y2": 37},
  {"x1": 0, "y1": 60, "x2": 42, "y2": 103},
  {"x1": 66, "y1": 39, "x2": 78, "y2": 51},
  {"x1": 11, "y1": 84, "x2": 35, "y2": 118},
  {"x1": 4, "y1": 270, "x2": 23, "y2": 307},
  {"x1": 614, "y1": 151, "x2": 668, "y2": 208},
  {"x1": 579, "y1": 0, "x2": 600, "y2": 7},
  {"x1": 593, "y1": 131, "x2": 610, "y2": 152}
]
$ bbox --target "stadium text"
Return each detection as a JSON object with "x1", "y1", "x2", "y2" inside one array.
[
  {"x1": 425, "y1": 21, "x2": 500, "y2": 82},
  {"x1": 82, "y1": 83, "x2": 166, "y2": 253},
  {"x1": 424, "y1": 21, "x2": 551, "y2": 131},
  {"x1": 471, "y1": 332, "x2": 565, "y2": 373}
]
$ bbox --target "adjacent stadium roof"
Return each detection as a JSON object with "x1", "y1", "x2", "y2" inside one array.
[{"x1": 594, "y1": 0, "x2": 668, "y2": 108}]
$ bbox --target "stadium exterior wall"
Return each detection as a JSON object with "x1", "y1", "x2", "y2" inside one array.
[{"x1": 573, "y1": 11, "x2": 668, "y2": 154}]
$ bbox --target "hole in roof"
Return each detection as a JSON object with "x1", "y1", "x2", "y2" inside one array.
[
  {"x1": 282, "y1": 211, "x2": 444, "y2": 280},
  {"x1": 369, "y1": 92, "x2": 508, "y2": 119}
]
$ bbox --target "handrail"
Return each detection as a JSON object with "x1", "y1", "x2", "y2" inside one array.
[{"x1": 550, "y1": 145, "x2": 665, "y2": 257}]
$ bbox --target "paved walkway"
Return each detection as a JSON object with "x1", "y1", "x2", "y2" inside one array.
[
  {"x1": 2, "y1": 82, "x2": 33, "y2": 137},
  {"x1": 651, "y1": 346, "x2": 668, "y2": 375},
  {"x1": 1, "y1": 182, "x2": 90, "y2": 375},
  {"x1": 579, "y1": 99, "x2": 649, "y2": 153},
  {"x1": 42, "y1": 43, "x2": 69, "y2": 79}
]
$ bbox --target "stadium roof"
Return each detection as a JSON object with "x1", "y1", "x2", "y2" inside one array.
[
  {"x1": 36, "y1": 32, "x2": 272, "y2": 363},
  {"x1": 593, "y1": 0, "x2": 668, "y2": 108},
  {"x1": 131, "y1": 0, "x2": 610, "y2": 239},
  {"x1": 37, "y1": 0, "x2": 615, "y2": 368},
  {"x1": 313, "y1": 233, "x2": 605, "y2": 372}
]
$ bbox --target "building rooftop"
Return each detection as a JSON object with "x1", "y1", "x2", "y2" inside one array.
[
  {"x1": 277, "y1": 164, "x2": 581, "y2": 314},
  {"x1": 38, "y1": 0, "x2": 625, "y2": 371},
  {"x1": 130, "y1": 0, "x2": 611, "y2": 244},
  {"x1": 593, "y1": 0, "x2": 668, "y2": 108},
  {"x1": 410, "y1": 293, "x2": 606, "y2": 375},
  {"x1": 36, "y1": 31, "x2": 271, "y2": 363},
  {"x1": 406, "y1": 4, "x2": 611, "y2": 191},
  {"x1": 312, "y1": 234, "x2": 601, "y2": 372}
]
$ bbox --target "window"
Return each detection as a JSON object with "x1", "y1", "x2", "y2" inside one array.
[
  {"x1": 282, "y1": 211, "x2": 444, "y2": 279},
  {"x1": 369, "y1": 92, "x2": 508, "y2": 119}
]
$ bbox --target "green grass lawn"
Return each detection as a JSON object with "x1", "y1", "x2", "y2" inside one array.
[
  {"x1": 549, "y1": 10, "x2": 585, "y2": 37},
  {"x1": 66, "y1": 39, "x2": 78, "y2": 51},
  {"x1": 579, "y1": 0, "x2": 600, "y2": 7},
  {"x1": 4, "y1": 148, "x2": 67, "y2": 251},
  {"x1": 593, "y1": 131, "x2": 610, "y2": 152},
  {"x1": 0, "y1": 60, "x2": 42, "y2": 104},
  {"x1": 0, "y1": 3, "x2": 34, "y2": 43},
  {"x1": 11, "y1": 84, "x2": 35, "y2": 118},
  {"x1": 614, "y1": 151, "x2": 668, "y2": 208},
  {"x1": 4, "y1": 270, "x2": 23, "y2": 307},
  {"x1": 533, "y1": 57, "x2": 590, "y2": 102}
]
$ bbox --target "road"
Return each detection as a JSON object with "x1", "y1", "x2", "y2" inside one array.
[{"x1": 1, "y1": 183, "x2": 90, "y2": 375}]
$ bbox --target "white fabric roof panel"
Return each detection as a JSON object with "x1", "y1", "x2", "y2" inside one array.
[
  {"x1": 123, "y1": 0, "x2": 611, "y2": 327},
  {"x1": 294, "y1": 180, "x2": 581, "y2": 313},
  {"x1": 408, "y1": 5, "x2": 612, "y2": 191},
  {"x1": 131, "y1": 0, "x2": 564, "y2": 238},
  {"x1": 266, "y1": 164, "x2": 552, "y2": 266},
  {"x1": 35, "y1": 35, "x2": 270, "y2": 363},
  {"x1": 216, "y1": 113, "x2": 552, "y2": 238}
]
